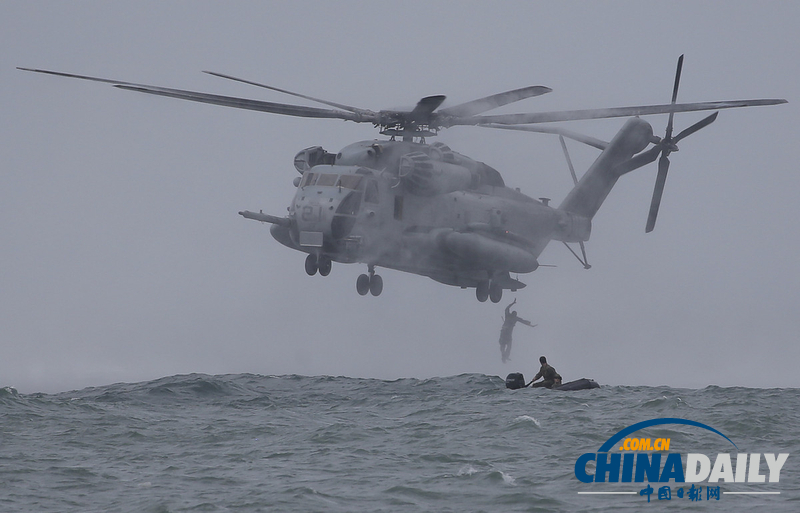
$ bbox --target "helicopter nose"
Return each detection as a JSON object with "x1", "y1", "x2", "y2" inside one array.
[
  {"x1": 294, "y1": 189, "x2": 362, "y2": 245},
  {"x1": 294, "y1": 193, "x2": 336, "y2": 239}
]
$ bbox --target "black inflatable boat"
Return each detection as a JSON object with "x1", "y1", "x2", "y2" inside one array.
[
  {"x1": 505, "y1": 373, "x2": 599, "y2": 391},
  {"x1": 551, "y1": 377, "x2": 600, "y2": 391}
]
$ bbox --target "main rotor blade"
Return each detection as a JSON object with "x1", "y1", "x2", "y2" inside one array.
[
  {"x1": 115, "y1": 84, "x2": 368, "y2": 120},
  {"x1": 18, "y1": 67, "x2": 371, "y2": 122},
  {"x1": 453, "y1": 98, "x2": 787, "y2": 126},
  {"x1": 203, "y1": 70, "x2": 371, "y2": 115},
  {"x1": 18, "y1": 67, "x2": 146, "y2": 87},
  {"x1": 410, "y1": 95, "x2": 446, "y2": 122},
  {"x1": 559, "y1": 135, "x2": 579, "y2": 186},
  {"x1": 673, "y1": 111, "x2": 718, "y2": 144},
  {"x1": 438, "y1": 86, "x2": 552, "y2": 117},
  {"x1": 646, "y1": 153, "x2": 671, "y2": 233},
  {"x1": 478, "y1": 123, "x2": 608, "y2": 150}
]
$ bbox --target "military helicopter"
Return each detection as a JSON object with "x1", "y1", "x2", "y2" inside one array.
[{"x1": 19, "y1": 57, "x2": 786, "y2": 302}]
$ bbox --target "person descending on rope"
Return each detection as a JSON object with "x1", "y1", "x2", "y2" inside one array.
[{"x1": 498, "y1": 299, "x2": 535, "y2": 363}]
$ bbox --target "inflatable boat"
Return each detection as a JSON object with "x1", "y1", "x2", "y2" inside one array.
[{"x1": 505, "y1": 373, "x2": 599, "y2": 391}]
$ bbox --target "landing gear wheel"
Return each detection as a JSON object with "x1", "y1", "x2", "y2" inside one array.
[
  {"x1": 369, "y1": 274, "x2": 383, "y2": 296},
  {"x1": 356, "y1": 274, "x2": 370, "y2": 296},
  {"x1": 304, "y1": 254, "x2": 318, "y2": 276},
  {"x1": 476, "y1": 281, "x2": 489, "y2": 302},
  {"x1": 489, "y1": 282, "x2": 503, "y2": 303},
  {"x1": 318, "y1": 256, "x2": 332, "y2": 276}
]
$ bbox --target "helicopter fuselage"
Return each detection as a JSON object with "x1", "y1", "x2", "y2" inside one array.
[{"x1": 266, "y1": 137, "x2": 598, "y2": 299}]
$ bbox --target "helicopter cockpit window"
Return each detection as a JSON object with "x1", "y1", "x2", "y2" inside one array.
[
  {"x1": 300, "y1": 172, "x2": 318, "y2": 187},
  {"x1": 364, "y1": 180, "x2": 379, "y2": 204},
  {"x1": 316, "y1": 174, "x2": 338, "y2": 187},
  {"x1": 336, "y1": 175, "x2": 363, "y2": 190}
]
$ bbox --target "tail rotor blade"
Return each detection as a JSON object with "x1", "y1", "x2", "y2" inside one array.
[
  {"x1": 644, "y1": 111, "x2": 718, "y2": 232},
  {"x1": 673, "y1": 111, "x2": 719, "y2": 143},
  {"x1": 670, "y1": 55, "x2": 684, "y2": 105},
  {"x1": 665, "y1": 55, "x2": 684, "y2": 142},
  {"x1": 646, "y1": 153, "x2": 671, "y2": 232}
]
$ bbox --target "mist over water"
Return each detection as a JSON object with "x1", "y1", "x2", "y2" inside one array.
[
  {"x1": 2, "y1": 374, "x2": 797, "y2": 512},
  {"x1": 4, "y1": 2, "x2": 800, "y2": 395}
]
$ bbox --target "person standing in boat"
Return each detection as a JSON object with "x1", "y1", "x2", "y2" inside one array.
[
  {"x1": 528, "y1": 356, "x2": 562, "y2": 388},
  {"x1": 498, "y1": 299, "x2": 535, "y2": 363}
]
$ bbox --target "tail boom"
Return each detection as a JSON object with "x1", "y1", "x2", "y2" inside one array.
[{"x1": 558, "y1": 117, "x2": 654, "y2": 219}]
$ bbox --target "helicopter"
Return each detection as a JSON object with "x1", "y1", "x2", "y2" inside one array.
[{"x1": 19, "y1": 57, "x2": 786, "y2": 303}]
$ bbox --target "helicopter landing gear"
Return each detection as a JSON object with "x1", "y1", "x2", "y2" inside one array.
[
  {"x1": 476, "y1": 281, "x2": 489, "y2": 302},
  {"x1": 305, "y1": 254, "x2": 318, "y2": 276},
  {"x1": 489, "y1": 281, "x2": 503, "y2": 303},
  {"x1": 476, "y1": 279, "x2": 503, "y2": 303},
  {"x1": 318, "y1": 256, "x2": 332, "y2": 276},
  {"x1": 357, "y1": 265, "x2": 383, "y2": 296},
  {"x1": 370, "y1": 274, "x2": 383, "y2": 296},
  {"x1": 305, "y1": 254, "x2": 332, "y2": 277}
]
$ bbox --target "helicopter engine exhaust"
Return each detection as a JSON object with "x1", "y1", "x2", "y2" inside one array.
[
  {"x1": 399, "y1": 152, "x2": 476, "y2": 196},
  {"x1": 438, "y1": 231, "x2": 539, "y2": 273}
]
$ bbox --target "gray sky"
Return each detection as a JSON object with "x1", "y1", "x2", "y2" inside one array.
[{"x1": 3, "y1": 1, "x2": 798, "y2": 393}]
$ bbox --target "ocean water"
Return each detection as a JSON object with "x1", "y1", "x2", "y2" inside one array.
[{"x1": 1, "y1": 374, "x2": 798, "y2": 512}]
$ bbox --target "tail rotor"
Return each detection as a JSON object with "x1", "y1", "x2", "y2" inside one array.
[{"x1": 645, "y1": 55, "x2": 719, "y2": 232}]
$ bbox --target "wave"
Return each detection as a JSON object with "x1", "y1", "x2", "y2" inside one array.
[
  {"x1": 5, "y1": 373, "x2": 798, "y2": 408},
  {"x1": 0, "y1": 386, "x2": 20, "y2": 398}
]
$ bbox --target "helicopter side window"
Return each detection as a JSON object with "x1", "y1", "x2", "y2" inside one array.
[
  {"x1": 300, "y1": 172, "x2": 318, "y2": 187},
  {"x1": 335, "y1": 191, "x2": 363, "y2": 216},
  {"x1": 316, "y1": 174, "x2": 338, "y2": 187},
  {"x1": 364, "y1": 180, "x2": 379, "y2": 204},
  {"x1": 336, "y1": 175, "x2": 363, "y2": 190}
]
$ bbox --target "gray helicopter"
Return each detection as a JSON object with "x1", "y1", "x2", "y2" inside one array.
[{"x1": 19, "y1": 57, "x2": 786, "y2": 302}]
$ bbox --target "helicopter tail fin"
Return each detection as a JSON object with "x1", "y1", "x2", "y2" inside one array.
[{"x1": 558, "y1": 117, "x2": 654, "y2": 219}]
